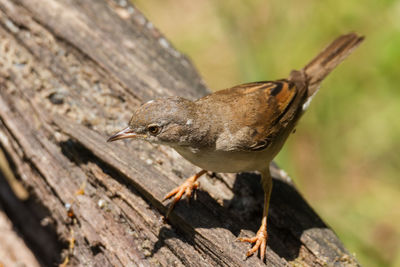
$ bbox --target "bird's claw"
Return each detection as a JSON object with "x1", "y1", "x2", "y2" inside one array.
[
  {"x1": 163, "y1": 175, "x2": 200, "y2": 218},
  {"x1": 238, "y1": 227, "x2": 268, "y2": 262}
]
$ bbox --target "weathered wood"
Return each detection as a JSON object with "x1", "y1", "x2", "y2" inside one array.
[{"x1": 0, "y1": 0, "x2": 359, "y2": 266}]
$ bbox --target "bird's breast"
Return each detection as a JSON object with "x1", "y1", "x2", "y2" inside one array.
[{"x1": 171, "y1": 145, "x2": 272, "y2": 173}]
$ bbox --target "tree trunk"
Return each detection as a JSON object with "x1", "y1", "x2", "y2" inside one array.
[{"x1": 0, "y1": 0, "x2": 359, "y2": 266}]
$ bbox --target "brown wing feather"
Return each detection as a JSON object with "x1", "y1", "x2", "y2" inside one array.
[
  {"x1": 197, "y1": 80, "x2": 298, "y2": 151},
  {"x1": 243, "y1": 80, "x2": 297, "y2": 151}
]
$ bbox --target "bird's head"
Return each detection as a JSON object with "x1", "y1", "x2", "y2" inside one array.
[{"x1": 107, "y1": 97, "x2": 197, "y2": 146}]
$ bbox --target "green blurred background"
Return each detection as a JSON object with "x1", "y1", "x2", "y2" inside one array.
[{"x1": 133, "y1": 1, "x2": 400, "y2": 266}]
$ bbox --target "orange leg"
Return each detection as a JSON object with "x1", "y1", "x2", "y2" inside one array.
[
  {"x1": 163, "y1": 170, "x2": 207, "y2": 218},
  {"x1": 238, "y1": 169, "x2": 272, "y2": 261}
]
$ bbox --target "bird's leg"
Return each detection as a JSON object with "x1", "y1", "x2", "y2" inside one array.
[
  {"x1": 238, "y1": 169, "x2": 272, "y2": 261},
  {"x1": 163, "y1": 169, "x2": 207, "y2": 218}
]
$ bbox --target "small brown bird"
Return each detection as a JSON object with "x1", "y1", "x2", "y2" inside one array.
[{"x1": 108, "y1": 33, "x2": 363, "y2": 261}]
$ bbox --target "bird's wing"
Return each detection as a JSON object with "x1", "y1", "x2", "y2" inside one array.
[
  {"x1": 203, "y1": 80, "x2": 299, "y2": 152},
  {"x1": 236, "y1": 80, "x2": 298, "y2": 151}
]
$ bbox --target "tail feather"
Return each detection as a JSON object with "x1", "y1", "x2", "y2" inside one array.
[
  {"x1": 278, "y1": 33, "x2": 363, "y2": 140},
  {"x1": 302, "y1": 33, "x2": 364, "y2": 97}
]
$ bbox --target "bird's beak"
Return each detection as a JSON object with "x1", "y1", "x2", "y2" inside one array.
[{"x1": 107, "y1": 127, "x2": 138, "y2": 142}]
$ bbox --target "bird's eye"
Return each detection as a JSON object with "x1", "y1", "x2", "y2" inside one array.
[{"x1": 147, "y1": 125, "x2": 160, "y2": 135}]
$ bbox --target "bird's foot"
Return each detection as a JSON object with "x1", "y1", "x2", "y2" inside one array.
[
  {"x1": 163, "y1": 170, "x2": 206, "y2": 218},
  {"x1": 238, "y1": 225, "x2": 268, "y2": 261}
]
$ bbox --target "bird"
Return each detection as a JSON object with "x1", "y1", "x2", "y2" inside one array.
[{"x1": 107, "y1": 33, "x2": 364, "y2": 261}]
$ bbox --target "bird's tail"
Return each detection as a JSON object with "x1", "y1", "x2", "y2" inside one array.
[{"x1": 301, "y1": 33, "x2": 364, "y2": 98}]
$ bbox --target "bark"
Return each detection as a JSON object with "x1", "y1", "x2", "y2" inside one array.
[{"x1": 0, "y1": 0, "x2": 359, "y2": 266}]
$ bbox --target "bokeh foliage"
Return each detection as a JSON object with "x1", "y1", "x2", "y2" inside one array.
[{"x1": 133, "y1": 0, "x2": 400, "y2": 266}]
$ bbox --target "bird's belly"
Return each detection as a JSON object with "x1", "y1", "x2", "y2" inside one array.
[{"x1": 172, "y1": 146, "x2": 270, "y2": 173}]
